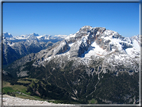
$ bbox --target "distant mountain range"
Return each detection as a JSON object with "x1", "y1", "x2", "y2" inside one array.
[
  {"x1": 3, "y1": 26, "x2": 140, "y2": 104},
  {"x1": 3, "y1": 32, "x2": 68, "y2": 42},
  {"x1": 2, "y1": 33, "x2": 68, "y2": 67}
]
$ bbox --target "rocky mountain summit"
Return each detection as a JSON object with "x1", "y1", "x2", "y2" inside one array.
[
  {"x1": 3, "y1": 32, "x2": 13, "y2": 40},
  {"x1": 30, "y1": 26, "x2": 140, "y2": 75},
  {"x1": 3, "y1": 26, "x2": 140, "y2": 104}
]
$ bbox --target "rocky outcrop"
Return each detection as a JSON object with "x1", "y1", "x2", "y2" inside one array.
[{"x1": 54, "y1": 40, "x2": 70, "y2": 55}]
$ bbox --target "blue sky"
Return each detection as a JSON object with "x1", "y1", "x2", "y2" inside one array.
[{"x1": 3, "y1": 3, "x2": 139, "y2": 37}]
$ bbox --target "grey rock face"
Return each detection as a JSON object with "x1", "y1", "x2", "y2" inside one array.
[
  {"x1": 119, "y1": 42, "x2": 133, "y2": 50},
  {"x1": 69, "y1": 41, "x2": 81, "y2": 57},
  {"x1": 3, "y1": 42, "x2": 20, "y2": 66},
  {"x1": 54, "y1": 40, "x2": 70, "y2": 55},
  {"x1": 2, "y1": 37, "x2": 54, "y2": 67},
  {"x1": 79, "y1": 26, "x2": 92, "y2": 33}
]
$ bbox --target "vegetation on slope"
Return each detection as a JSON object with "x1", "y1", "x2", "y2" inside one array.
[{"x1": 3, "y1": 59, "x2": 139, "y2": 104}]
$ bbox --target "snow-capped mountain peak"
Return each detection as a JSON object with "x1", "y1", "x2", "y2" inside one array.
[
  {"x1": 3, "y1": 32, "x2": 13, "y2": 38},
  {"x1": 3, "y1": 32, "x2": 68, "y2": 42},
  {"x1": 30, "y1": 33, "x2": 39, "y2": 36},
  {"x1": 32, "y1": 26, "x2": 140, "y2": 76}
]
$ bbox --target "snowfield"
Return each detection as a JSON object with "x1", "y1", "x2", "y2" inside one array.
[{"x1": 85, "y1": 42, "x2": 106, "y2": 58}]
